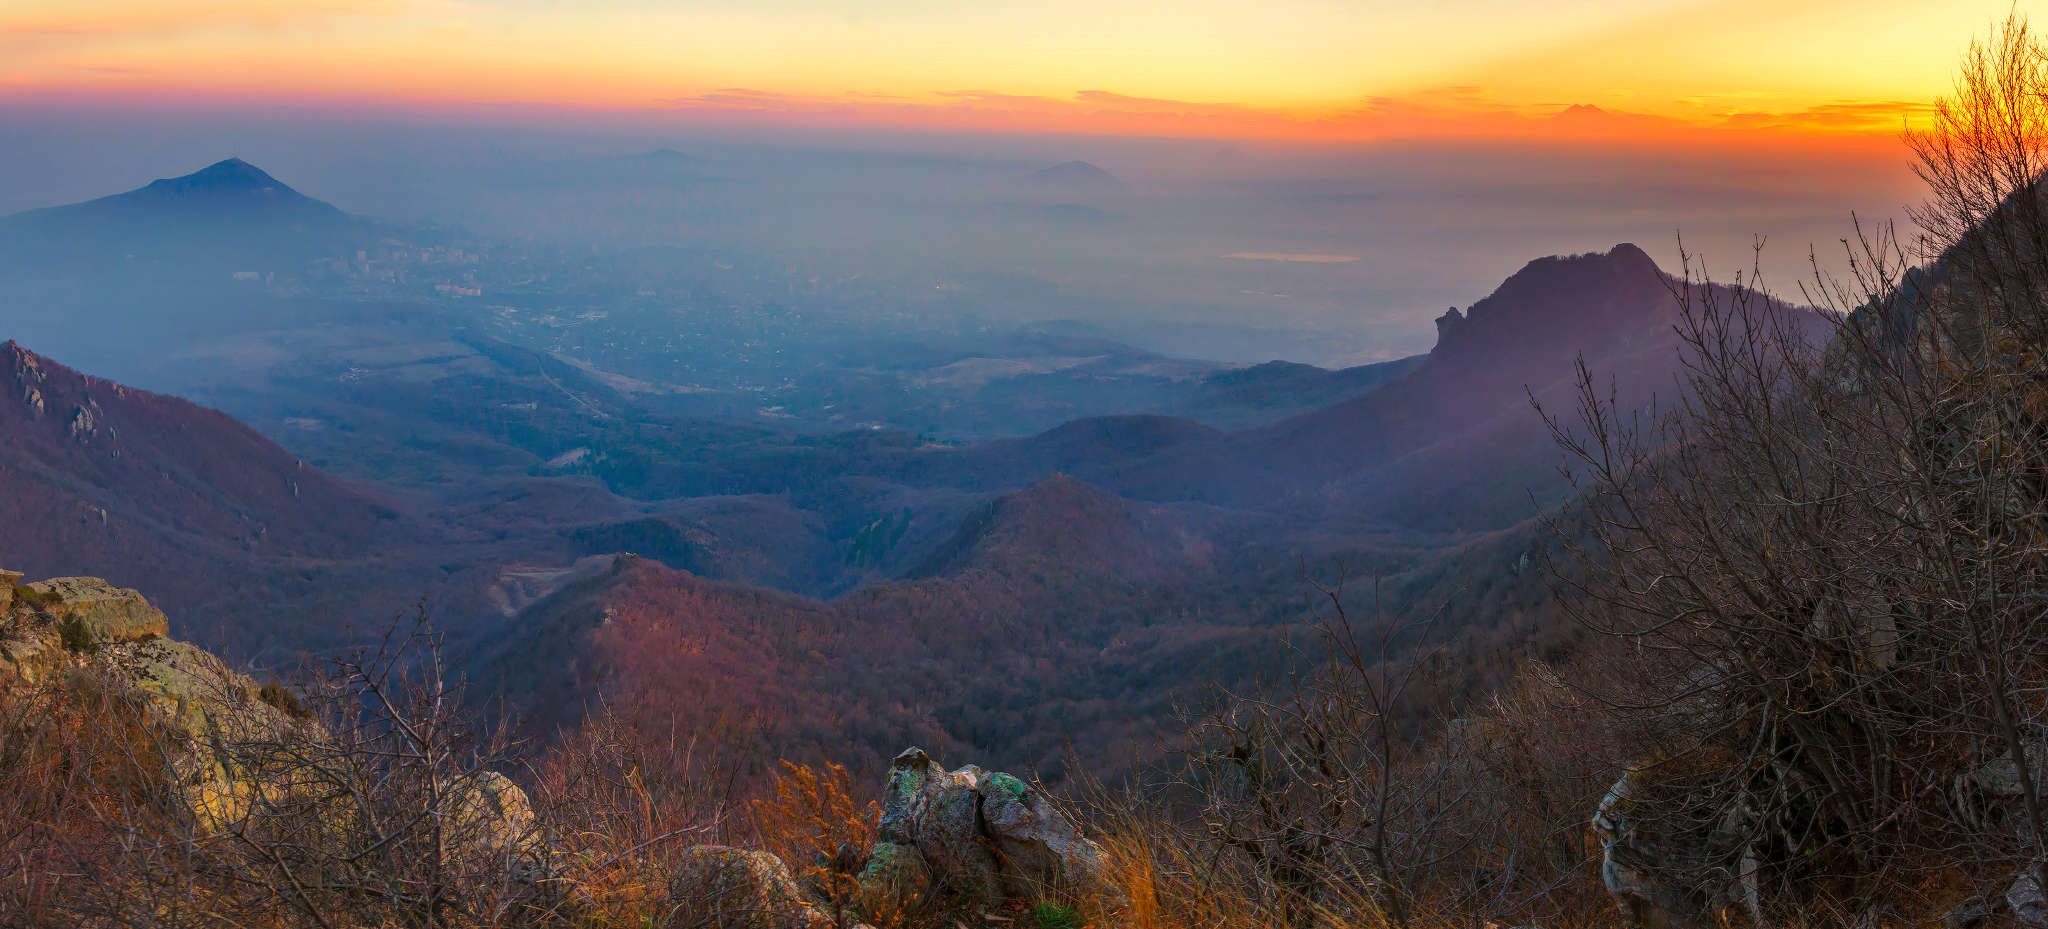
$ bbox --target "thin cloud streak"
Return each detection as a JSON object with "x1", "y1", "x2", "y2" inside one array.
[{"x1": 1, "y1": 0, "x2": 400, "y2": 39}]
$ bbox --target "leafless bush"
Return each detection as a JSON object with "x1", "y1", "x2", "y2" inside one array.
[
  {"x1": 528, "y1": 706, "x2": 742, "y2": 925},
  {"x1": 1539, "y1": 14, "x2": 2048, "y2": 924}
]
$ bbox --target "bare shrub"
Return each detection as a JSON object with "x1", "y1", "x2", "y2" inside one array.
[{"x1": 1537, "y1": 15, "x2": 2048, "y2": 924}]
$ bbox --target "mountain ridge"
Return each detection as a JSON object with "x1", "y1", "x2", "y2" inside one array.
[
  {"x1": 0, "y1": 157, "x2": 362, "y2": 271},
  {"x1": 0, "y1": 340, "x2": 401, "y2": 650}
]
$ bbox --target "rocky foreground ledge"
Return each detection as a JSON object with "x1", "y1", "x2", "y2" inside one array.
[{"x1": 0, "y1": 567, "x2": 1117, "y2": 928}]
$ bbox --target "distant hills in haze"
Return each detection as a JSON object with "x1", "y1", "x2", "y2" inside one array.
[
  {"x1": 915, "y1": 244, "x2": 1762, "y2": 530},
  {"x1": 1030, "y1": 160, "x2": 1125, "y2": 193},
  {"x1": 0, "y1": 153, "x2": 1825, "y2": 776},
  {"x1": 0, "y1": 157, "x2": 366, "y2": 271}
]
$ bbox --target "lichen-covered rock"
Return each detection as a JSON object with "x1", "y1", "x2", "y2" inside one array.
[
  {"x1": 865, "y1": 747, "x2": 1116, "y2": 907},
  {"x1": 669, "y1": 845, "x2": 833, "y2": 929},
  {"x1": 101, "y1": 636, "x2": 314, "y2": 825},
  {"x1": 24, "y1": 576, "x2": 169, "y2": 647},
  {"x1": 0, "y1": 565, "x2": 564, "y2": 920},
  {"x1": 978, "y1": 770, "x2": 1111, "y2": 897},
  {"x1": 856, "y1": 837, "x2": 931, "y2": 903},
  {"x1": 0, "y1": 569, "x2": 20, "y2": 612},
  {"x1": 0, "y1": 572, "x2": 316, "y2": 826}
]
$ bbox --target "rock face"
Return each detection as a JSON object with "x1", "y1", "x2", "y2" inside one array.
[
  {"x1": 25, "y1": 576, "x2": 169, "y2": 647},
  {"x1": 1, "y1": 574, "x2": 175, "y2": 686},
  {"x1": 0, "y1": 569, "x2": 310, "y2": 821},
  {"x1": 1593, "y1": 772, "x2": 1709, "y2": 929},
  {"x1": 669, "y1": 846, "x2": 833, "y2": 929},
  {"x1": 0, "y1": 565, "x2": 565, "y2": 918},
  {"x1": 863, "y1": 747, "x2": 1115, "y2": 906}
]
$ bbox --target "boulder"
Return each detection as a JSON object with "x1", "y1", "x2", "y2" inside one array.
[
  {"x1": 451, "y1": 769, "x2": 565, "y2": 920},
  {"x1": 2012, "y1": 869, "x2": 2048, "y2": 929},
  {"x1": 980, "y1": 769, "x2": 1111, "y2": 897},
  {"x1": 1592, "y1": 769, "x2": 1754, "y2": 929},
  {"x1": 0, "y1": 568, "x2": 21, "y2": 611},
  {"x1": 669, "y1": 845, "x2": 833, "y2": 929},
  {"x1": 1594, "y1": 772, "x2": 1696, "y2": 929},
  {"x1": 24, "y1": 576, "x2": 169, "y2": 646},
  {"x1": 452, "y1": 770, "x2": 550, "y2": 874},
  {"x1": 1971, "y1": 745, "x2": 2048, "y2": 801},
  {"x1": 100, "y1": 636, "x2": 313, "y2": 824},
  {"x1": 864, "y1": 748, "x2": 1115, "y2": 907}
]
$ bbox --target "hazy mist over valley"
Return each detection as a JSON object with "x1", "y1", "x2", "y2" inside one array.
[
  {"x1": 6, "y1": 3, "x2": 2042, "y2": 928},
  {"x1": 0, "y1": 106, "x2": 1918, "y2": 377}
]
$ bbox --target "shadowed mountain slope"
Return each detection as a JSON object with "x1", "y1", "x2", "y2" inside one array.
[
  {"x1": 0, "y1": 341, "x2": 402, "y2": 649},
  {"x1": 932, "y1": 244, "x2": 1813, "y2": 534}
]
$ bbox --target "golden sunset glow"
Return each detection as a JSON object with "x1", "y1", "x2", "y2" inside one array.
[{"x1": 0, "y1": 0, "x2": 2024, "y2": 142}]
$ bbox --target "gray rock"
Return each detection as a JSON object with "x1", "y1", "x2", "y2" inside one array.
[
  {"x1": 2011, "y1": 868, "x2": 2048, "y2": 929},
  {"x1": 1973, "y1": 746, "x2": 2048, "y2": 800},
  {"x1": 669, "y1": 845, "x2": 833, "y2": 929},
  {"x1": 865, "y1": 747, "x2": 1116, "y2": 907},
  {"x1": 979, "y1": 769, "x2": 1112, "y2": 898}
]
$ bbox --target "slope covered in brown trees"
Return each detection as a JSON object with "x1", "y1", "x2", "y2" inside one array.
[{"x1": 0, "y1": 340, "x2": 410, "y2": 649}]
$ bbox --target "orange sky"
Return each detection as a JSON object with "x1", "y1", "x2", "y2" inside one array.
[{"x1": 0, "y1": 0, "x2": 2026, "y2": 144}]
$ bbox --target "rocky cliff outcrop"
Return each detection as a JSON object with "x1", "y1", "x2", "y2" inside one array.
[
  {"x1": 0, "y1": 566, "x2": 1120, "y2": 926},
  {"x1": 0, "y1": 570, "x2": 315, "y2": 822},
  {"x1": 0, "y1": 566, "x2": 567, "y2": 922},
  {"x1": 5, "y1": 584, "x2": 309, "y2": 880}
]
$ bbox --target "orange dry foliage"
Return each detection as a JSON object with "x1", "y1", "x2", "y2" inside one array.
[{"x1": 750, "y1": 760, "x2": 888, "y2": 927}]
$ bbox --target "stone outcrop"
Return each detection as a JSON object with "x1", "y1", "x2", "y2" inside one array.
[
  {"x1": 0, "y1": 569, "x2": 1126, "y2": 925},
  {"x1": 24, "y1": 576, "x2": 169, "y2": 648},
  {"x1": 2, "y1": 575, "x2": 173, "y2": 684},
  {"x1": 669, "y1": 846, "x2": 835, "y2": 929},
  {"x1": 0, "y1": 566, "x2": 571, "y2": 917},
  {"x1": 1594, "y1": 771, "x2": 1712, "y2": 929},
  {"x1": 862, "y1": 747, "x2": 1116, "y2": 907},
  {"x1": 0, "y1": 569, "x2": 312, "y2": 822}
]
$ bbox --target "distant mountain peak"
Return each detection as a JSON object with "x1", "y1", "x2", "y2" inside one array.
[
  {"x1": 1431, "y1": 243, "x2": 1673, "y2": 364},
  {"x1": 195, "y1": 156, "x2": 269, "y2": 181},
  {"x1": 1031, "y1": 160, "x2": 1124, "y2": 191},
  {"x1": 640, "y1": 147, "x2": 697, "y2": 161},
  {"x1": 1498, "y1": 242, "x2": 1662, "y2": 289},
  {"x1": 136, "y1": 157, "x2": 311, "y2": 200},
  {"x1": 0, "y1": 156, "x2": 354, "y2": 268}
]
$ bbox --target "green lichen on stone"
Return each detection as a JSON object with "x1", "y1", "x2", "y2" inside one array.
[
  {"x1": 859, "y1": 840, "x2": 922, "y2": 886},
  {"x1": 983, "y1": 771, "x2": 1029, "y2": 800},
  {"x1": 57, "y1": 615, "x2": 97, "y2": 652}
]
